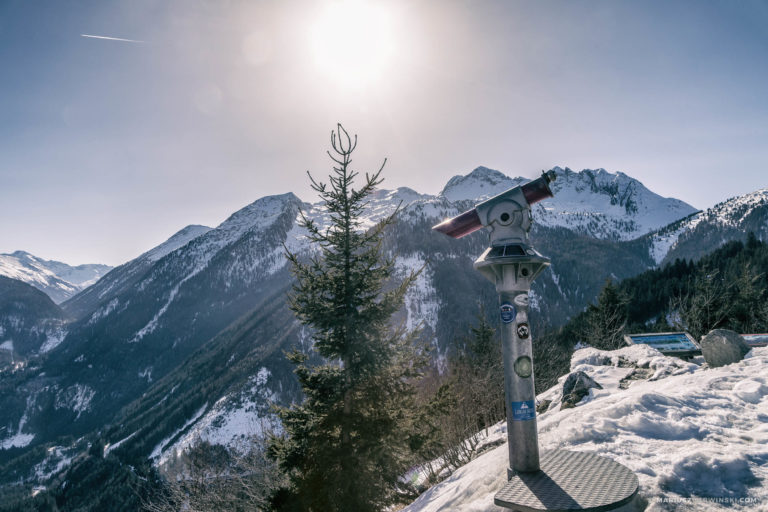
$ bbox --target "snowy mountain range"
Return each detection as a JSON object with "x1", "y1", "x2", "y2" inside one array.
[
  {"x1": 0, "y1": 165, "x2": 765, "y2": 506},
  {"x1": 0, "y1": 251, "x2": 112, "y2": 304}
]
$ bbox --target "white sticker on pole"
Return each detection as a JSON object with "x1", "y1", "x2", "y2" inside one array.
[{"x1": 514, "y1": 294, "x2": 529, "y2": 308}]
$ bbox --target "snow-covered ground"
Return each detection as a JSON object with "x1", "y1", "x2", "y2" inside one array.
[{"x1": 403, "y1": 345, "x2": 768, "y2": 512}]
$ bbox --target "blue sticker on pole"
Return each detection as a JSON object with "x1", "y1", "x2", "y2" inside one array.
[
  {"x1": 500, "y1": 302, "x2": 517, "y2": 323},
  {"x1": 511, "y1": 400, "x2": 536, "y2": 421}
]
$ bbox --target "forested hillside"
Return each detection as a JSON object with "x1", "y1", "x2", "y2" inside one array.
[{"x1": 563, "y1": 233, "x2": 768, "y2": 352}]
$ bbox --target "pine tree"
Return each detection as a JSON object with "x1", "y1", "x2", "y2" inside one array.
[{"x1": 268, "y1": 125, "x2": 424, "y2": 512}]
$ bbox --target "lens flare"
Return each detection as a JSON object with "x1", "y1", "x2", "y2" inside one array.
[{"x1": 309, "y1": 1, "x2": 394, "y2": 88}]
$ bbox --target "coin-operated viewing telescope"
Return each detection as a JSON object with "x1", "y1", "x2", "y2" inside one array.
[
  {"x1": 433, "y1": 170, "x2": 638, "y2": 511},
  {"x1": 434, "y1": 170, "x2": 556, "y2": 477},
  {"x1": 433, "y1": 169, "x2": 556, "y2": 241}
]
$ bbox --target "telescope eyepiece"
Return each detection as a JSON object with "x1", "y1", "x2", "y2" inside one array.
[{"x1": 521, "y1": 170, "x2": 556, "y2": 206}]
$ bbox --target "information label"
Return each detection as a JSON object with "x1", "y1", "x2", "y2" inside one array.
[
  {"x1": 511, "y1": 400, "x2": 536, "y2": 421},
  {"x1": 500, "y1": 302, "x2": 517, "y2": 323}
]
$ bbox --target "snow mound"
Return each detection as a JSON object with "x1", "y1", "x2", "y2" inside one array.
[{"x1": 403, "y1": 347, "x2": 768, "y2": 512}]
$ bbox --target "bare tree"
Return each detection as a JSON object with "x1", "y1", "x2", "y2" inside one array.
[
  {"x1": 670, "y1": 267, "x2": 731, "y2": 339},
  {"x1": 578, "y1": 280, "x2": 629, "y2": 350},
  {"x1": 143, "y1": 435, "x2": 284, "y2": 512}
]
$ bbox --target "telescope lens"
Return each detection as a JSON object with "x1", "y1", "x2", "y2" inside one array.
[
  {"x1": 432, "y1": 208, "x2": 483, "y2": 238},
  {"x1": 521, "y1": 176, "x2": 554, "y2": 205}
]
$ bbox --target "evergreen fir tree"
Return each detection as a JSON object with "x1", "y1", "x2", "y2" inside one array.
[{"x1": 268, "y1": 125, "x2": 424, "y2": 512}]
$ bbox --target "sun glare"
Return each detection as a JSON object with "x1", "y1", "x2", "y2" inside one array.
[{"x1": 310, "y1": 1, "x2": 394, "y2": 89}]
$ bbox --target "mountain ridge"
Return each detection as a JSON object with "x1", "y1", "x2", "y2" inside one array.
[{"x1": 0, "y1": 251, "x2": 112, "y2": 304}]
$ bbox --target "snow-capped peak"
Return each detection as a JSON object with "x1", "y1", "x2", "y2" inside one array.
[
  {"x1": 218, "y1": 193, "x2": 300, "y2": 231},
  {"x1": 141, "y1": 225, "x2": 212, "y2": 262},
  {"x1": 146, "y1": 192, "x2": 302, "y2": 280},
  {"x1": 533, "y1": 167, "x2": 698, "y2": 240},
  {"x1": 439, "y1": 166, "x2": 527, "y2": 202},
  {"x1": 0, "y1": 251, "x2": 112, "y2": 303}
]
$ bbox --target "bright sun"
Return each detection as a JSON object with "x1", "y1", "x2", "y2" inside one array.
[{"x1": 310, "y1": 1, "x2": 394, "y2": 89}]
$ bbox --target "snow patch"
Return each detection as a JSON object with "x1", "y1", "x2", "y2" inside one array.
[
  {"x1": 155, "y1": 368, "x2": 278, "y2": 467},
  {"x1": 104, "y1": 432, "x2": 137, "y2": 456},
  {"x1": 398, "y1": 255, "x2": 439, "y2": 333},
  {"x1": 150, "y1": 403, "x2": 209, "y2": 460},
  {"x1": 39, "y1": 327, "x2": 67, "y2": 353},
  {"x1": 34, "y1": 446, "x2": 74, "y2": 481},
  {"x1": 87, "y1": 298, "x2": 119, "y2": 325},
  {"x1": 1, "y1": 395, "x2": 35, "y2": 450},
  {"x1": 139, "y1": 367, "x2": 153, "y2": 382},
  {"x1": 54, "y1": 384, "x2": 95, "y2": 419},
  {"x1": 131, "y1": 278, "x2": 189, "y2": 342}
]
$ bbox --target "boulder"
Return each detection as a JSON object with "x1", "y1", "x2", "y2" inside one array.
[
  {"x1": 561, "y1": 371, "x2": 603, "y2": 409},
  {"x1": 700, "y1": 329, "x2": 751, "y2": 368}
]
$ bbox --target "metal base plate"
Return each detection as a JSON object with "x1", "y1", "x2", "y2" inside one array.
[{"x1": 494, "y1": 450, "x2": 638, "y2": 511}]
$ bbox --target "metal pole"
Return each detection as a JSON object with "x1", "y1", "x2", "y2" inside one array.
[
  {"x1": 500, "y1": 289, "x2": 539, "y2": 476},
  {"x1": 495, "y1": 263, "x2": 541, "y2": 477}
]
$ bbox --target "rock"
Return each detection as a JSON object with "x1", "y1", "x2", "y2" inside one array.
[
  {"x1": 618, "y1": 368, "x2": 654, "y2": 389},
  {"x1": 561, "y1": 371, "x2": 603, "y2": 409},
  {"x1": 700, "y1": 329, "x2": 751, "y2": 368},
  {"x1": 536, "y1": 399, "x2": 552, "y2": 414}
]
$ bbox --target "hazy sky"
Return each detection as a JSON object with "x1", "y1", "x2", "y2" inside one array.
[{"x1": 1, "y1": 0, "x2": 767, "y2": 265}]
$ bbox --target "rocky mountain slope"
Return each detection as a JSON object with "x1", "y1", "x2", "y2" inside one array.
[
  {"x1": 647, "y1": 188, "x2": 768, "y2": 265},
  {"x1": 0, "y1": 276, "x2": 66, "y2": 366},
  {"x1": 0, "y1": 251, "x2": 112, "y2": 304},
  {"x1": 61, "y1": 224, "x2": 211, "y2": 319}
]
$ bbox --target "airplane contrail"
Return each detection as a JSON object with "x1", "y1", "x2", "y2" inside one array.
[{"x1": 81, "y1": 34, "x2": 145, "y2": 44}]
